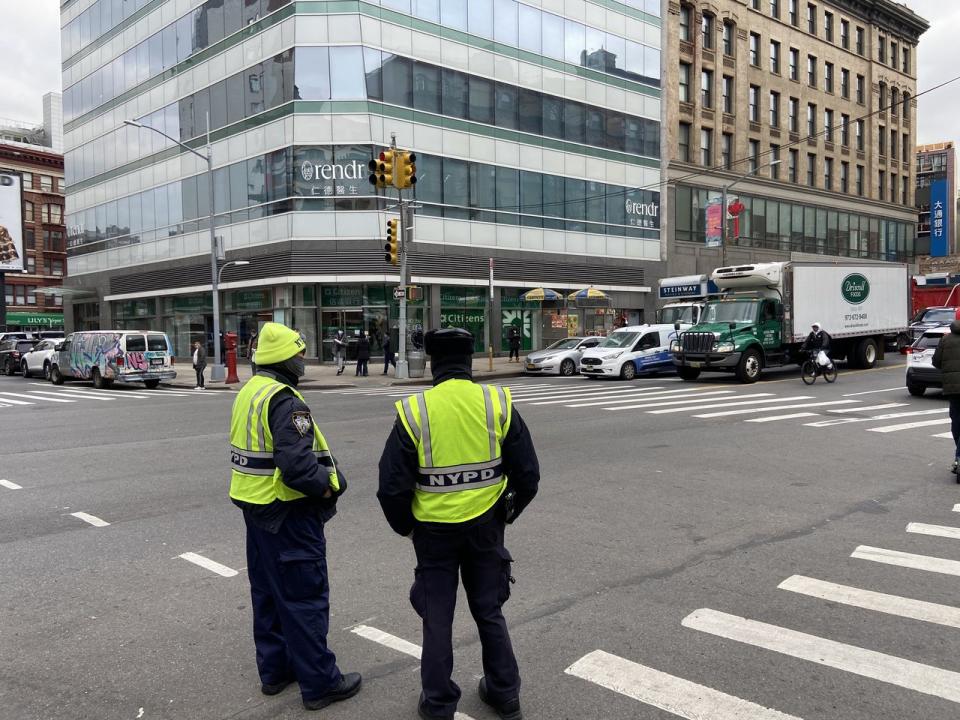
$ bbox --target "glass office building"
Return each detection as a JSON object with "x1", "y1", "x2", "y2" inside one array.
[{"x1": 60, "y1": 0, "x2": 664, "y2": 358}]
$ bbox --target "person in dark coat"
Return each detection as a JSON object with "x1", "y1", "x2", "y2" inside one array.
[
  {"x1": 382, "y1": 334, "x2": 397, "y2": 375},
  {"x1": 933, "y1": 319, "x2": 960, "y2": 478},
  {"x1": 355, "y1": 331, "x2": 370, "y2": 377},
  {"x1": 508, "y1": 327, "x2": 521, "y2": 362},
  {"x1": 192, "y1": 340, "x2": 207, "y2": 390},
  {"x1": 801, "y1": 322, "x2": 833, "y2": 370}
]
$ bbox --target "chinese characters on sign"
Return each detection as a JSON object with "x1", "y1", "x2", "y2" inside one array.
[{"x1": 930, "y1": 179, "x2": 950, "y2": 258}]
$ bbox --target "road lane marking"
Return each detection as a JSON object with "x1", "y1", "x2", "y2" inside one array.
[
  {"x1": 178, "y1": 552, "x2": 238, "y2": 577},
  {"x1": 805, "y1": 408, "x2": 948, "y2": 427},
  {"x1": 907, "y1": 522, "x2": 960, "y2": 541},
  {"x1": 646, "y1": 395, "x2": 809, "y2": 415},
  {"x1": 536, "y1": 388, "x2": 730, "y2": 406},
  {"x1": 32, "y1": 385, "x2": 152, "y2": 399},
  {"x1": 953, "y1": 504, "x2": 960, "y2": 513},
  {"x1": 70, "y1": 512, "x2": 110, "y2": 527},
  {"x1": 682, "y1": 608, "x2": 960, "y2": 704},
  {"x1": 779, "y1": 575, "x2": 960, "y2": 629},
  {"x1": 515, "y1": 386, "x2": 673, "y2": 402},
  {"x1": 0, "y1": 479, "x2": 22, "y2": 490},
  {"x1": 28, "y1": 390, "x2": 115, "y2": 401},
  {"x1": 695, "y1": 400, "x2": 858, "y2": 418},
  {"x1": 564, "y1": 649, "x2": 802, "y2": 720},
  {"x1": 827, "y1": 403, "x2": 909, "y2": 413},
  {"x1": 609, "y1": 393, "x2": 775, "y2": 412},
  {"x1": 851, "y1": 545, "x2": 960, "y2": 577},
  {"x1": 868, "y1": 418, "x2": 952, "y2": 433},
  {"x1": 0, "y1": 391, "x2": 73, "y2": 403},
  {"x1": 0, "y1": 394, "x2": 34, "y2": 405},
  {"x1": 932, "y1": 432, "x2": 953, "y2": 439},
  {"x1": 745, "y1": 412, "x2": 820, "y2": 423},
  {"x1": 843, "y1": 386, "x2": 907, "y2": 397}
]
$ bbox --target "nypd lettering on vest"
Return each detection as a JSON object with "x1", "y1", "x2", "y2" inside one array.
[{"x1": 419, "y1": 463, "x2": 503, "y2": 493}]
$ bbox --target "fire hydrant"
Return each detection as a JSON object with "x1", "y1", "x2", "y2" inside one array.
[{"x1": 225, "y1": 331, "x2": 239, "y2": 384}]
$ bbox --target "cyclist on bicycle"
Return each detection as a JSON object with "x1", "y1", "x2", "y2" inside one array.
[{"x1": 802, "y1": 322, "x2": 834, "y2": 370}]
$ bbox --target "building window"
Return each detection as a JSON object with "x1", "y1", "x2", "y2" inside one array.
[
  {"x1": 679, "y1": 122, "x2": 691, "y2": 161},
  {"x1": 824, "y1": 62, "x2": 834, "y2": 93},
  {"x1": 840, "y1": 69, "x2": 850, "y2": 99},
  {"x1": 749, "y1": 85, "x2": 760, "y2": 122},
  {"x1": 24, "y1": 201, "x2": 33, "y2": 222},
  {"x1": 807, "y1": 153, "x2": 816, "y2": 187},
  {"x1": 789, "y1": 148, "x2": 799, "y2": 182},
  {"x1": 41, "y1": 203, "x2": 62, "y2": 224},
  {"x1": 824, "y1": 11, "x2": 833, "y2": 41},
  {"x1": 722, "y1": 133, "x2": 733, "y2": 169},
  {"x1": 807, "y1": 103, "x2": 817, "y2": 136},
  {"x1": 789, "y1": 97, "x2": 799, "y2": 132},
  {"x1": 824, "y1": 157, "x2": 833, "y2": 190},
  {"x1": 789, "y1": 48, "x2": 799, "y2": 80},
  {"x1": 840, "y1": 114, "x2": 850, "y2": 146},
  {"x1": 24, "y1": 228, "x2": 34, "y2": 249},
  {"x1": 723, "y1": 21, "x2": 735, "y2": 56},
  {"x1": 701, "y1": 70, "x2": 714, "y2": 108},
  {"x1": 807, "y1": 3, "x2": 816, "y2": 34},
  {"x1": 43, "y1": 229, "x2": 64, "y2": 251},
  {"x1": 856, "y1": 119, "x2": 864, "y2": 150},
  {"x1": 878, "y1": 170, "x2": 885, "y2": 197},
  {"x1": 824, "y1": 109, "x2": 833, "y2": 142},
  {"x1": 770, "y1": 40, "x2": 781, "y2": 73},
  {"x1": 39, "y1": 175, "x2": 53, "y2": 192},
  {"x1": 902, "y1": 176, "x2": 909, "y2": 205},
  {"x1": 879, "y1": 125, "x2": 886, "y2": 155},
  {"x1": 902, "y1": 92, "x2": 910, "y2": 122},
  {"x1": 879, "y1": 82, "x2": 887, "y2": 112},
  {"x1": 856, "y1": 75, "x2": 865, "y2": 104},
  {"x1": 20, "y1": 172, "x2": 32, "y2": 189},
  {"x1": 903, "y1": 47, "x2": 911, "y2": 74},
  {"x1": 26, "y1": 286, "x2": 36, "y2": 306},
  {"x1": 840, "y1": 161, "x2": 849, "y2": 193},
  {"x1": 722, "y1": 75, "x2": 734, "y2": 113},
  {"x1": 770, "y1": 0, "x2": 780, "y2": 18},
  {"x1": 807, "y1": 55, "x2": 817, "y2": 87},
  {"x1": 679, "y1": 62, "x2": 691, "y2": 102},
  {"x1": 770, "y1": 91, "x2": 781, "y2": 127},
  {"x1": 701, "y1": 128, "x2": 714, "y2": 166},
  {"x1": 891, "y1": 41, "x2": 898, "y2": 68},
  {"x1": 890, "y1": 128, "x2": 897, "y2": 160},
  {"x1": 840, "y1": 19, "x2": 849, "y2": 49},
  {"x1": 856, "y1": 164, "x2": 864, "y2": 195},
  {"x1": 26, "y1": 255, "x2": 35, "y2": 274},
  {"x1": 903, "y1": 133, "x2": 909, "y2": 162},
  {"x1": 891, "y1": 88, "x2": 899, "y2": 117},
  {"x1": 770, "y1": 144, "x2": 781, "y2": 178},
  {"x1": 789, "y1": 0, "x2": 798, "y2": 26},
  {"x1": 750, "y1": 33, "x2": 760, "y2": 66},
  {"x1": 701, "y1": 13, "x2": 715, "y2": 50},
  {"x1": 749, "y1": 140, "x2": 760, "y2": 173},
  {"x1": 856, "y1": 26, "x2": 865, "y2": 55},
  {"x1": 680, "y1": 5, "x2": 692, "y2": 41},
  {"x1": 751, "y1": 0, "x2": 760, "y2": 9},
  {"x1": 879, "y1": 35, "x2": 886, "y2": 63}
]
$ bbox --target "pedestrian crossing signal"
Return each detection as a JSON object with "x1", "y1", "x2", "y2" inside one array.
[{"x1": 385, "y1": 218, "x2": 399, "y2": 265}]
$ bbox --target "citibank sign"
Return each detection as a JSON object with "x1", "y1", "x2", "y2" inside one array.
[{"x1": 300, "y1": 159, "x2": 366, "y2": 182}]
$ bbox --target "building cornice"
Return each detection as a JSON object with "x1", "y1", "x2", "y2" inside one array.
[{"x1": 830, "y1": 0, "x2": 930, "y2": 43}]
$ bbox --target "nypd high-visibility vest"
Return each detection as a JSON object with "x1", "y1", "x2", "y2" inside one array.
[
  {"x1": 229, "y1": 374, "x2": 340, "y2": 504},
  {"x1": 395, "y1": 379, "x2": 512, "y2": 523}
]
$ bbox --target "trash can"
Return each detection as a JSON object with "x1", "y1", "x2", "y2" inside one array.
[{"x1": 407, "y1": 350, "x2": 427, "y2": 378}]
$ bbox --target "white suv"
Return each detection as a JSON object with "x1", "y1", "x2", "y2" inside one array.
[
  {"x1": 20, "y1": 338, "x2": 64, "y2": 380},
  {"x1": 905, "y1": 326, "x2": 948, "y2": 396}
]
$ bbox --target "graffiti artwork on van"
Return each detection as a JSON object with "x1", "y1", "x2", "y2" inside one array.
[
  {"x1": 126, "y1": 352, "x2": 148, "y2": 371},
  {"x1": 69, "y1": 333, "x2": 123, "y2": 379}
]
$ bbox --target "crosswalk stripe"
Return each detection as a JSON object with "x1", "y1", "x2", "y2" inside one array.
[
  {"x1": 514, "y1": 386, "x2": 668, "y2": 402},
  {"x1": 868, "y1": 418, "x2": 952, "y2": 433},
  {"x1": 0, "y1": 394, "x2": 36, "y2": 405},
  {"x1": 646, "y1": 395, "x2": 806, "y2": 415},
  {"x1": 607, "y1": 392, "x2": 774, "y2": 412},
  {"x1": 827, "y1": 403, "x2": 909, "y2": 413},
  {"x1": 0, "y1": 479, "x2": 23, "y2": 490},
  {"x1": 70, "y1": 511, "x2": 110, "y2": 527},
  {"x1": 933, "y1": 432, "x2": 953, "y2": 439},
  {"x1": 536, "y1": 388, "x2": 730, "y2": 407},
  {"x1": 953, "y1": 504, "x2": 960, "y2": 513},
  {"x1": 843, "y1": 386, "x2": 907, "y2": 397},
  {"x1": 51, "y1": 388, "x2": 151, "y2": 399},
  {"x1": 906, "y1": 522, "x2": 960, "y2": 541},
  {"x1": 28, "y1": 390, "x2": 115, "y2": 401},
  {"x1": 779, "y1": 575, "x2": 960, "y2": 629},
  {"x1": 682, "y1": 608, "x2": 960, "y2": 704},
  {"x1": 178, "y1": 552, "x2": 239, "y2": 578},
  {"x1": 695, "y1": 400, "x2": 858, "y2": 418},
  {"x1": 563, "y1": 389, "x2": 735, "y2": 408},
  {"x1": 745, "y1": 412, "x2": 820, "y2": 423},
  {"x1": 851, "y1": 545, "x2": 960, "y2": 577},
  {"x1": 805, "y1": 407, "x2": 948, "y2": 428},
  {"x1": 0, "y1": 391, "x2": 74, "y2": 403},
  {"x1": 564, "y1": 650, "x2": 802, "y2": 720}
]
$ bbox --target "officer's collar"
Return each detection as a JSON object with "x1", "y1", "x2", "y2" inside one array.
[{"x1": 257, "y1": 367, "x2": 298, "y2": 387}]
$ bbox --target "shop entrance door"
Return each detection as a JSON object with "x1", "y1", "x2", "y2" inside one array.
[{"x1": 320, "y1": 310, "x2": 363, "y2": 361}]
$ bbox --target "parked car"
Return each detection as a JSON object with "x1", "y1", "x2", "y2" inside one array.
[
  {"x1": 580, "y1": 323, "x2": 688, "y2": 380},
  {"x1": 0, "y1": 338, "x2": 39, "y2": 375},
  {"x1": 523, "y1": 336, "x2": 603, "y2": 376},
  {"x1": 19, "y1": 337, "x2": 64, "y2": 379},
  {"x1": 905, "y1": 326, "x2": 949, "y2": 397},
  {"x1": 0, "y1": 332, "x2": 32, "y2": 344},
  {"x1": 908, "y1": 306, "x2": 957, "y2": 343},
  {"x1": 49, "y1": 330, "x2": 176, "y2": 389}
]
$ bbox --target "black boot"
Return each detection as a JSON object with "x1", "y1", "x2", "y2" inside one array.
[
  {"x1": 478, "y1": 677, "x2": 522, "y2": 720},
  {"x1": 303, "y1": 673, "x2": 362, "y2": 711},
  {"x1": 260, "y1": 678, "x2": 294, "y2": 696}
]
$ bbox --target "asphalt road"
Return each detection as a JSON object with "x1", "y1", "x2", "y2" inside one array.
[{"x1": 2, "y1": 358, "x2": 959, "y2": 720}]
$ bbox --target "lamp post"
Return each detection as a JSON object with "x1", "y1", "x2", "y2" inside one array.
[
  {"x1": 720, "y1": 158, "x2": 781, "y2": 268},
  {"x1": 124, "y1": 117, "x2": 224, "y2": 380}
]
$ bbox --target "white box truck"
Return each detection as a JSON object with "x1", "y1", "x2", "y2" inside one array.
[{"x1": 671, "y1": 261, "x2": 909, "y2": 383}]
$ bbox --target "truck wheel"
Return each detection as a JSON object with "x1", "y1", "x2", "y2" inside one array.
[
  {"x1": 907, "y1": 382, "x2": 925, "y2": 397},
  {"x1": 144, "y1": 379, "x2": 160, "y2": 389},
  {"x1": 92, "y1": 368, "x2": 106, "y2": 389},
  {"x1": 50, "y1": 365, "x2": 64, "y2": 385},
  {"x1": 737, "y1": 349, "x2": 763, "y2": 383},
  {"x1": 855, "y1": 338, "x2": 878, "y2": 369},
  {"x1": 677, "y1": 367, "x2": 701, "y2": 381},
  {"x1": 620, "y1": 362, "x2": 637, "y2": 381}
]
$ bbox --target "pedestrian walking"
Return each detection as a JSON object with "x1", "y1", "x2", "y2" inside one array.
[
  {"x1": 933, "y1": 318, "x2": 960, "y2": 479},
  {"x1": 508, "y1": 327, "x2": 521, "y2": 363},
  {"x1": 192, "y1": 339, "x2": 207, "y2": 390},
  {"x1": 229, "y1": 322, "x2": 362, "y2": 710},
  {"x1": 356, "y1": 331, "x2": 370, "y2": 377},
  {"x1": 333, "y1": 329, "x2": 347, "y2": 376},
  {"x1": 383, "y1": 334, "x2": 397, "y2": 375},
  {"x1": 377, "y1": 328, "x2": 540, "y2": 720}
]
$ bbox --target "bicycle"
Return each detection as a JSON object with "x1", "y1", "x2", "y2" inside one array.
[{"x1": 801, "y1": 349, "x2": 837, "y2": 385}]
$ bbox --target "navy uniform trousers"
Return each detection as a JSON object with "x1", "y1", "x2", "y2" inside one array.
[
  {"x1": 411, "y1": 514, "x2": 519, "y2": 717},
  {"x1": 245, "y1": 509, "x2": 342, "y2": 702}
]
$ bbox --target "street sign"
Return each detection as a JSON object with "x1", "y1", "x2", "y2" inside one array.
[{"x1": 393, "y1": 287, "x2": 405, "y2": 300}]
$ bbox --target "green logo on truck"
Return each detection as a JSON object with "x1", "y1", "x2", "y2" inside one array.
[{"x1": 841, "y1": 273, "x2": 870, "y2": 304}]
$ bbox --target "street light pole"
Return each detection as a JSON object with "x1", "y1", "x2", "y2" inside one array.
[
  {"x1": 124, "y1": 117, "x2": 224, "y2": 379},
  {"x1": 719, "y1": 158, "x2": 781, "y2": 269}
]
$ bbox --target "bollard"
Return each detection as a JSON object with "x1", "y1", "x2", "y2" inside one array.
[{"x1": 225, "y1": 331, "x2": 239, "y2": 384}]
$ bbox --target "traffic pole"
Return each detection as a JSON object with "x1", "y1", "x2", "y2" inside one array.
[
  {"x1": 487, "y1": 258, "x2": 494, "y2": 371},
  {"x1": 397, "y1": 199, "x2": 409, "y2": 380}
]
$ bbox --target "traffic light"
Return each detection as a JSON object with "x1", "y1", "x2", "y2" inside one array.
[
  {"x1": 368, "y1": 149, "x2": 395, "y2": 188},
  {"x1": 394, "y1": 151, "x2": 417, "y2": 190},
  {"x1": 385, "y1": 217, "x2": 399, "y2": 265}
]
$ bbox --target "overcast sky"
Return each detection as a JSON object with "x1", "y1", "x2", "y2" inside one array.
[{"x1": 0, "y1": 0, "x2": 957, "y2": 144}]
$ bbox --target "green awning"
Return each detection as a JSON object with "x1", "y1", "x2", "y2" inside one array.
[{"x1": 5, "y1": 312, "x2": 64, "y2": 327}]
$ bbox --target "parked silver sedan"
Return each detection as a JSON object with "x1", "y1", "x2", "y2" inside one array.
[{"x1": 523, "y1": 336, "x2": 604, "y2": 376}]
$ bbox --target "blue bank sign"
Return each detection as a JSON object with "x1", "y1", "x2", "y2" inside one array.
[{"x1": 930, "y1": 179, "x2": 950, "y2": 257}]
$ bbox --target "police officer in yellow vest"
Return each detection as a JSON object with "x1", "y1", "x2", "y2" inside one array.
[
  {"x1": 377, "y1": 328, "x2": 540, "y2": 720},
  {"x1": 229, "y1": 322, "x2": 361, "y2": 711}
]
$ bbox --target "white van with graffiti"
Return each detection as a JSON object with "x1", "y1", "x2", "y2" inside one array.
[{"x1": 49, "y1": 331, "x2": 177, "y2": 389}]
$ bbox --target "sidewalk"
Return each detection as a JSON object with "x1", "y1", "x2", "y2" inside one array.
[{"x1": 170, "y1": 355, "x2": 527, "y2": 391}]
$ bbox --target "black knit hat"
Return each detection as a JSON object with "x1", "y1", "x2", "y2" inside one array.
[{"x1": 424, "y1": 328, "x2": 474, "y2": 357}]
